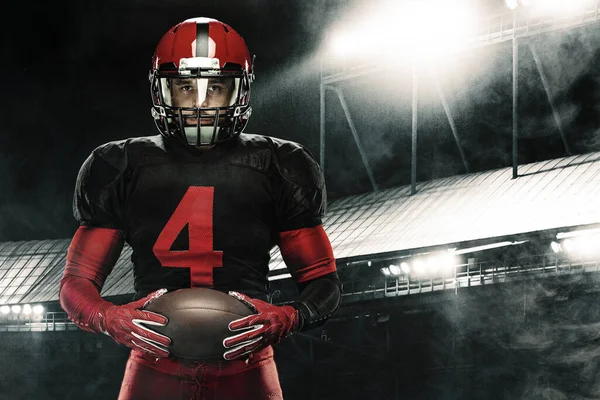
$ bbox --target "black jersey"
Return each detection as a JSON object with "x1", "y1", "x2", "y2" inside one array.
[{"x1": 73, "y1": 134, "x2": 326, "y2": 300}]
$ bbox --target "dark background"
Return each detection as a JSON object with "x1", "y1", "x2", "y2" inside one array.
[
  {"x1": 4, "y1": 272, "x2": 600, "y2": 400},
  {"x1": 1, "y1": 0, "x2": 599, "y2": 242},
  {"x1": 1, "y1": 2, "x2": 600, "y2": 399}
]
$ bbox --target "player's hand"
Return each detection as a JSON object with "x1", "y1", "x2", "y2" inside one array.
[
  {"x1": 99, "y1": 288, "x2": 171, "y2": 358},
  {"x1": 222, "y1": 291, "x2": 300, "y2": 361}
]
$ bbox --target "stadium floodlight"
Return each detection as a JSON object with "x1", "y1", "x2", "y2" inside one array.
[
  {"x1": 22, "y1": 304, "x2": 32, "y2": 315},
  {"x1": 11, "y1": 305, "x2": 21, "y2": 314},
  {"x1": 562, "y1": 239, "x2": 574, "y2": 252},
  {"x1": 329, "y1": 0, "x2": 478, "y2": 61},
  {"x1": 381, "y1": 267, "x2": 392, "y2": 276},
  {"x1": 576, "y1": 237, "x2": 596, "y2": 256},
  {"x1": 440, "y1": 253, "x2": 458, "y2": 268},
  {"x1": 422, "y1": 252, "x2": 458, "y2": 276},
  {"x1": 0, "y1": 306, "x2": 9, "y2": 315},
  {"x1": 550, "y1": 241, "x2": 562, "y2": 253},
  {"x1": 413, "y1": 259, "x2": 426, "y2": 275},
  {"x1": 400, "y1": 262, "x2": 410, "y2": 274},
  {"x1": 561, "y1": 236, "x2": 599, "y2": 257},
  {"x1": 32, "y1": 305, "x2": 45, "y2": 315},
  {"x1": 389, "y1": 264, "x2": 402, "y2": 275},
  {"x1": 560, "y1": 232, "x2": 600, "y2": 257},
  {"x1": 505, "y1": 0, "x2": 519, "y2": 10},
  {"x1": 426, "y1": 257, "x2": 439, "y2": 273}
]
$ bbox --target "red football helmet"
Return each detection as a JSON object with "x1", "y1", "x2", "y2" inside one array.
[{"x1": 149, "y1": 17, "x2": 254, "y2": 147}]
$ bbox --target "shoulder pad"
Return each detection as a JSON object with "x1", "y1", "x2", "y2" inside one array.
[
  {"x1": 92, "y1": 140, "x2": 129, "y2": 173},
  {"x1": 271, "y1": 139, "x2": 323, "y2": 190},
  {"x1": 93, "y1": 135, "x2": 167, "y2": 171}
]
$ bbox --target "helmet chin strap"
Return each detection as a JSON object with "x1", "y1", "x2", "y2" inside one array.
[{"x1": 183, "y1": 126, "x2": 219, "y2": 147}]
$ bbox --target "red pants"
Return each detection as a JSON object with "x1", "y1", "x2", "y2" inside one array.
[{"x1": 117, "y1": 346, "x2": 284, "y2": 400}]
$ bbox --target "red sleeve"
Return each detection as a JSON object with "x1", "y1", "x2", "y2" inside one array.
[
  {"x1": 59, "y1": 226, "x2": 124, "y2": 332},
  {"x1": 278, "y1": 225, "x2": 336, "y2": 283}
]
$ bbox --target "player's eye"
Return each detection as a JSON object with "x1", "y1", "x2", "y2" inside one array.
[{"x1": 207, "y1": 84, "x2": 225, "y2": 93}]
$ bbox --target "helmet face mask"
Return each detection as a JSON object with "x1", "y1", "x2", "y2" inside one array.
[{"x1": 149, "y1": 18, "x2": 254, "y2": 148}]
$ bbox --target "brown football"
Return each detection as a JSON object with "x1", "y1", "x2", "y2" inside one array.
[{"x1": 144, "y1": 287, "x2": 254, "y2": 361}]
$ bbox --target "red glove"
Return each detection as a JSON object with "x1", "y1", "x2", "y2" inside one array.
[
  {"x1": 222, "y1": 291, "x2": 300, "y2": 361},
  {"x1": 97, "y1": 289, "x2": 171, "y2": 358},
  {"x1": 68, "y1": 288, "x2": 171, "y2": 358},
  {"x1": 59, "y1": 227, "x2": 171, "y2": 358}
]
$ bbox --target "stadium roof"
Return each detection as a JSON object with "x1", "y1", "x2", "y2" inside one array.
[
  {"x1": 268, "y1": 150, "x2": 600, "y2": 270},
  {"x1": 1, "y1": 151, "x2": 599, "y2": 305}
]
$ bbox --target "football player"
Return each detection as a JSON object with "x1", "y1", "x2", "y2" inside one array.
[{"x1": 59, "y1": 17, "x2": 341, "y2": 400}]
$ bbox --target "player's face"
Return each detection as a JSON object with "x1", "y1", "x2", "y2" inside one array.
[
  {"x1": 170, "y1": 77, "x2": 234, "y2": 107},
  {"x1": 161, "y1": 77, "x2": 241, "y2": 148}
]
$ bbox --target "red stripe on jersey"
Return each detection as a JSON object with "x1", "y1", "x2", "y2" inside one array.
[
  {"x1": 279, "y1": 225, "x2": 336, "y2": 283},
  {"x1": 63, "y1": 226, "x2": 124, "y2": 289}
]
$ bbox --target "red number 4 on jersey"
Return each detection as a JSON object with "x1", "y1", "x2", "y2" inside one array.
[{"x1": 152, "y1": 186, "x2": 223, "y2": 286}]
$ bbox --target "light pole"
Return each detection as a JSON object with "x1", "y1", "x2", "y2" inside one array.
[
  {"x1": 512, "y1": 7, "x2": 519, "y2": 179},
  {"x1": 506, "y1": 0, "x2": 520, "y2": 179}
]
